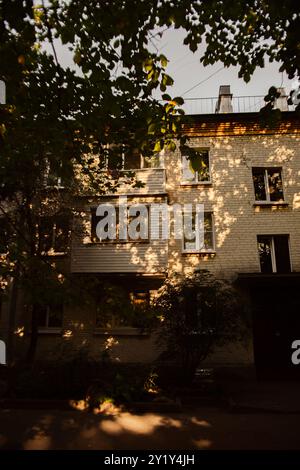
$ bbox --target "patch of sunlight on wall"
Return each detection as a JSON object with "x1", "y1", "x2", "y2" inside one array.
[{"x1": 293, "y1": 193, "x2": 300, "y2": 209}]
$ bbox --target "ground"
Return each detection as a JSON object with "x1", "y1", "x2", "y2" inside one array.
[{"x1": 0, "y1": 406, "x2": 299, "y2": 450}]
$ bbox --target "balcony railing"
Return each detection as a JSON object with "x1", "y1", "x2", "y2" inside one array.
[{"x1": 182, "y1": 96, "x2": 296, "y2": 115}]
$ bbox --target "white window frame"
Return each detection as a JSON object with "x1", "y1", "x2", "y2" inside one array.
[
  {"x1": 181, "y1": 148, "x2": 211, "y2": 185},
  {"x1": 102, "y1": 145, "x2": 165, "y2": 171},
  {"x1": 257, "y1": 234, "x2": 292, "y2": 273},
  {"x1": 252, "y1": 167, "x2": 284, "y2": 203},
  {"x1": 182, "y1": 211, "x2": 215, "y2": 253}
]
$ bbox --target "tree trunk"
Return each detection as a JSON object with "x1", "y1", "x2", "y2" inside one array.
[
  {"x1": 7, "y1": 276, "x2": 18, "y2": 364},
  {"x1": 26, "y1": 304, "x2": 39, "y2": 363}
]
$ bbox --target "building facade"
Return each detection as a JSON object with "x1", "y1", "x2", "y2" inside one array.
[{"x1": 1, "y1": 87, "x2": 300, "y2": 377}]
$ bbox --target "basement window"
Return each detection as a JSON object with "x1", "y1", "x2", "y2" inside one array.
[
  {"x1": 252, "y1": 167, "x2": 284, "y2": 202},
  {"x1": 257, "y1": 235, "x2": 291, "y2": 273}
]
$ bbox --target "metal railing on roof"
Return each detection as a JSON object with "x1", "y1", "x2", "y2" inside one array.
[{"x1": 182, "y1": 95, "x2": 295, "y2": 115}]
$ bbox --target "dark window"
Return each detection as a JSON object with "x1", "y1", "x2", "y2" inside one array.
[
  {"x1": 40, "y1": 215, "x2": 69, "y2": 253},
  {"x1": 91, "y1": 207, "x2": 118, "y2": 243},
  {"x1": 130, "y1": 291, "x2": 150, "y2": 309},
  {"x1": 123, "y1": 149, "x2": 141, "y2": 170},
  {"x1": 257, "y1": 235, "x2": 291, "y2": 273},
  {"x1": 46, "y1": 159, "x2": 68, "y2": 187},
  {"x1": 274, "y1": 235, "x2": 291, "y2": 273},
  {"x1": 91, "y1": 208, "x2": 99, "y2": 243},
  {"x1": 96, "y1": 287, "x2": 152, "y2": 329},
  {"x1": 0, "y1": 217, "x2": 12, "y2": 253},
  {"x1": 105, "y1": 146, "x2": 141, "y2": 170},
  {"x1": 37, "y1": 303, "x2": 63, "y2": 328},
  {"x1": 107, "y1": 153, "x2": 123, "y2": 170},
  {"x1": 91, "y1": 206, "x2": 149, "y2": 243},
  {"x1": 252, "y1": 168, "x2": 284, "y2": 202}
]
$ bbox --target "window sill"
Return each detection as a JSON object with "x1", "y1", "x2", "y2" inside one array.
[
  {"x1": 45, "y1": 185, "x2": 65, "y2": 190},
  {"x1": 182, "y1": 250, "x2": 216, "y2": 256},
  {"x1": 37, "y1": 328, "x2": 62, "y2": 335},
  {"x1": 85, "y1": 240, "x2": 150, "y2": 245},
  {"x1": 125, "y1": 168, "x2": 165, "y2": 171},
  {"x1": 99, "y1": 168, "x2": 164, "y2": 172},
  {"x1": 94, "y1": 327, "x2": 149, "y2": 336},
  {"x1": 180, "y1": 181, "x2": 212, "y2": 187},
  {"x1": 41, "y1": 252, "x2": 68, "y2": 257},
  {"x1": 253, "y1": 201, "x2": 288, "y2": 207}
]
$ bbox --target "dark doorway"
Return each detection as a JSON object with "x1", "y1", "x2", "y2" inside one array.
[{"x1": 250, "y1": 276, "x2": 300, "y2": 380}]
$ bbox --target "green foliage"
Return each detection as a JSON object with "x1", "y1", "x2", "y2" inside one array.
[
  {"x1": 5, "y1": 356, "x2": 158, "y2": 403},
  {"x1": 259, "y1": 86, "x2": 283, "y2": 128},
  {"x1": 153, "y1": 270, "x2": 244, "y2": 382},
  {"x1": 0, "y1": 0, "x2": 298, "y2": 362},
  {"x1": 86, "y1": 366, "x2": 158, "y2": 407}
]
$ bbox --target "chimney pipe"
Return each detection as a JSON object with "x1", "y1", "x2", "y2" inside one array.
[
  {"x1": 215, "y1": 85, "x2": 233, "y2": 113},
  {"x1": 274, "y1": 87, "x2": 289, "y2": 111}
]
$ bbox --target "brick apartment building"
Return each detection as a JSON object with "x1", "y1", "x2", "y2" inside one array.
[{"x1": 1, "y1": 86, "x2": 300, "y2": 378}]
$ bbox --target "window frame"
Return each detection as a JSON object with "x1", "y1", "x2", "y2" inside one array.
[
  {"x1": 182, "y1": 211, "x2": 215, "y2": 254},
  {"x1": 0, "y1": 216, "x2": 12, "y2": 254},
  {"x1": 257, "y1": 234, "x2": 292, "y2": 273},
  {"x1": 40, "y1": 215, "x2": 70, "y2": 255},
  {"x1": 90, "y1": 204, "x2": 150, "y2": 244},
  {"x1": 37, "y1": 304, "x2": 64, "y2": 332},
  {"x1": 181, "y1": 148, "x2": 211, "y2": 185},
  {"x1": 140, "y1": 152, "x2": 164, "y2": 169},
  {"x1": 105, "y1": 150, "x2": 165, "y2": 171},
  {"x1": 252, "y1": 167, "x2": 284, "y2": 203},
  {"x1": 94, "y1": 288, "x2": 153, "y2": 335}
]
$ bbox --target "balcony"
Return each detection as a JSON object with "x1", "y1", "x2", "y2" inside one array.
[
  {"x1": 106, "y1": 168, "x2": 166, "y2": 196},
  {"x1": 182, "y1": 95, "x2": 296, "y2": 115}
]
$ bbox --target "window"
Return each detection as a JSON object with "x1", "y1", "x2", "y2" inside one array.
[
  {"x1": 252, "y1": 167, "x2": 284, "y2": 202},
  {"x1": 46, "y1": 159, "x2": 68, "y2": 188},
  {"x1": 182, "y1": 148, "x2": 210, "y2": 183},
  {"x1": 95, "y1": 287, "x2": 151, "y2": 329},
  {"x1": 0, "y1": 217, "x2": 12, "y2": 253},
  {"x1": 40, "y1": 215, "x2": 69, "y2": 253},
  {"x1": 100, "y1": 145, "x2": 164, "y2": 171},
  {"x1": 123, "y1": 149, "x2": 141, "y2": 170},
  {"x1": 257, "y1": 235, "x2": 291, "y2": 273},
  {"x1": 104, "y1": 146, "x2": 141, "y2": 170},
  {"x1": 141, "y1": 153, "x2": 163, "y2": 168},
  {"x1": 91, "y1": 206, "x2": 149, "y2": 243},
  {"x1": 129, "y1": 291, "x2": 150, "y2": 308},
  {"x1": 37, "y1": 303, "x2": 63, "y2": 329},
  {"x1": 183, "y1": 212, "x2": 214, "y2": 252}
]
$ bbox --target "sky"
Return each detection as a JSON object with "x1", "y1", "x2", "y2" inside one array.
[
  {"x1": 1, "y1": 22, "x2": 295, "y2": 111},
  {"x1": 44, "y1": 25, "x2": 294, "y2": 114},
  {"x1": 155, "y1": 28, "x2": 293, "y2": 98}
]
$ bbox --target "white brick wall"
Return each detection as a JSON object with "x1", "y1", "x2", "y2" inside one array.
[{"x1": 165, "y1": 133, "x2": 300, "y2": 279}]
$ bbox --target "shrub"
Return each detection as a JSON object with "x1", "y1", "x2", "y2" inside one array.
[{"x1": 153, "y1": 269, "x2": 244, "y2": 382}]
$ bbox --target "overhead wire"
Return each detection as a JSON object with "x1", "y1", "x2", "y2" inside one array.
[{"x1": 181, "y1": 65, "x2": 225, "y2": 97}]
